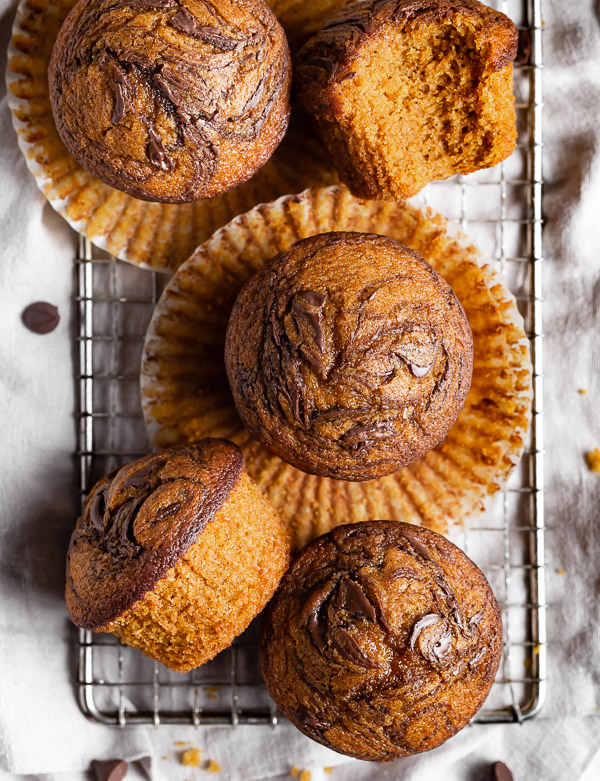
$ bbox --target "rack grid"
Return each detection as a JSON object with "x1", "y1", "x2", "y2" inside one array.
[{"x1": 75, "y1": 0, "x2": 545, "y2": 728}]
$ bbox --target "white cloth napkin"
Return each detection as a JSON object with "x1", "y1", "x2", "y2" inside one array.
[{"x1": 1, "y1": 0, "x2": 599, "y2": 778}]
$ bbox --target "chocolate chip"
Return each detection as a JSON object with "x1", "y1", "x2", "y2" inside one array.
[
  {"x1": 142, "y1": 122, "x2": 174, "y2": 172},
  {"x1": 491, "y1": 761, "x2": 513, "y2": 781},
  {"x1": 112, "y1": 69, "x2": 134, "y2": 124},
  {"x1": 402, "y1": 531, "x2": 434, "y2": 563},
  {"x1": 297, "y1": 290, "x2": 326, "y2": 308},
  {"x1": 410, "y1": 613, "x2": 442, "y2": 650},
  {"x1": 91, "y1": 760, "x2": 128, "y2": 781},
  {"x1": 121, "y1": 461, "x2": 156, "y2": 488},
  {"x1": 21, "y1": 302, "x2": 60, "y2": 334},
  {"x1": 89, "y1": 488, "x2": 107, "y2": 532},
  {"x1": 469, "y1": 608, "x2": 485, "y2": 628},
  {"x1": 341, "y1": 580, "x2": 377, "y2": 621},
  {"x1": 328, "y1": 625, "x2": 381, "y2": 669},
  {"x1": 170, "y1": 8, "x2": 239, "y2": 49},
  {"x1": 307, "y1": 612, "x2": 327, "y2": 654}
]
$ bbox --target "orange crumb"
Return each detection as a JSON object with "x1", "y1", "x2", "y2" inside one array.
[
  {"x1": 300, "y1": 772, "x2": 311, "y2": 781},
  {"x1": 524, "y1": 657, "x2": 531, "y2": 668},
  {"x1": 534, "y1": 644, "x2": 541, "y2": 655},
  {"x1": 585, "y1": 448, "x2": 600, "y2": 472},
  {"x1": 161, "y1": 756, "x2": 168, "y2": 761},
  {"x1": 181, "y1": 748, "x2": 202, "y2": 767},
  {"x1": 291, "y1": 768, "x2": 300, "y2": 778},
  {"x1": 207, "y1": 760, "x2": 222, "y2": 773},
  {"x1": 578, "y1": 389, "x2": 588, "y2": 395},
  {"x1": 324, "y1": 769, "x2": 334, "y2": 775},
  {"x1": 175, "y1": 741, "x2": 188, "y2": 747},
  {"x1": 556, "y1": 568, "x2": 565, "y2": 575}
]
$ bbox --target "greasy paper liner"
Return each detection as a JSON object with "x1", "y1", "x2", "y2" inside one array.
[
  {"x1": 6, "y1": 0, "x2": 343, "y2": 273},
  {"x1": 141, "y1": 186, "x2": 532, "y2": 549}
]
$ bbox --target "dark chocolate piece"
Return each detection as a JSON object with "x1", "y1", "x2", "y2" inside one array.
[
  {"x1": 293, "y1": 704, "x2": 329, "y2": 732},
  {"x1": 329, "y1": 625, "x2": 381, "y2": 669},
  {"x1": 121, "y1": 462, "x2": 156, "y2": 488},
  {"x1": 91, "y1": 760, "x2": 128, "y2": 781},
  {"x1": 341, "y1": 579, "x2": 377, "y2": 621},
  {"x1": 337, "y1": 71, "x2": 356, "y2": 83},
  {"x1": 409, "y1": 613, "x2": 442, "y2": 650},
  {"x1": 433, "y1": 622, "x2": 452, "y2": 660},
  {"x1": 469, "y1": 608, "x2": 485, "y2": 628},
  {"x1": 298, "y1": 290, "x2": 326, "y2": 308},
  {"x1": 341, "y1": 420, "x2": 395, "y2": 451},
  {"x1": 402, "y1": 531, "x2": 434, "y2": 563},
  {"x1": 89, "y1": 488, "x2": 107, "y2": 532},
  {"x1": 491, "y1": 761, "x2": 514, "y2": 781},
  {"x1": 145, "y1": 126, "x2": 174, "y2": 172},
  {"x1": 112, "y1": 69, "x2": 134, "y2": 124},
  {"x1": 170, "y1": 8, "x2": 238, "y2": 50},
  {"x1": 21, "y1": 302, "x2": 60, "y2": 334},
  {"x1": 307, "y1": 612, "x2": 327, "y2": 654}
]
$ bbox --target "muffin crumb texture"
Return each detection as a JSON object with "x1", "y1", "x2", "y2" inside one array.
[
  {"x1": 261, "y1": 521, "x2": 502, "y2": 760},
  {"x1": 295, "y1": 0, "x2": 518, "y2": 199},
  {"x1": 181, "y1": 749, "x2": 201, "y2": 767}
]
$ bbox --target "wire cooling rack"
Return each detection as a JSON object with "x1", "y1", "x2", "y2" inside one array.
[{"x1": 75, "y1": 0, "x2": 545, "y2": 727}]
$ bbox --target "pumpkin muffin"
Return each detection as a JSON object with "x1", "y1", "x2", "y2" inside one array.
[
  {"x1": 295, "y1": 0, "x2": 518, "y2": 200},
  {"x1": 66, "y1": 439, "x2": 291, "y2": 671},
  {"x1": 225, "y1": 231, "x2": 473, "y2": 482},
  {"x1": 48, "y1": 0, "x2": 291, "y2": 203},
  {"x1": 261, "y1": 520, "x2": 502, "y2": 760}
]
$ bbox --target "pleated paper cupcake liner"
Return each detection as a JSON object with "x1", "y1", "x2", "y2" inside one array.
[
  {"x1": 141, "y1": 186, "x2": 532, "y2": 549},
  {"x1": 6, "y1": 0, "x2": 338, "y2": 273}
]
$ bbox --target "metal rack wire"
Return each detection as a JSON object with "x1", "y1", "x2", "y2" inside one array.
[{"x1": 75, "y1": 0, "x2": 545, "y2": 727}]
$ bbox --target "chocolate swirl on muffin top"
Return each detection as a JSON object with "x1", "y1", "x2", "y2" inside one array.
[
  {"x1": 260, "y1": 521, "x2": 502, "y2": 760},
  {"x1": 48, "y1": 0, "x2": 291, "y2": 202},
  {"x1": 225, "y1": 231, "x2": 473, "y2": 481},
  {"x1": 66, "y1": 439, "x2": 243, "y2": 629}
]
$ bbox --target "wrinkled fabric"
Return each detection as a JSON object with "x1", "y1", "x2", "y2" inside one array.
[{"x1": 0, "y1": 0, "x2": 599, "y2": 779}]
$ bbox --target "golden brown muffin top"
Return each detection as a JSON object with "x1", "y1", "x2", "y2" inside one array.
[
  {"x1": 225, "y1": 232, "x2": 473, "y2": 481},
  {"x1": 66, "y1": 439, "x2": 244, "y2": 629},
  {"x1": 48, "y1": 0, "x2": 290, "y2": 202},
  {"x1": 261, "y1": 521, "x2": 502, "y2": 760},
  {"x1": 295, "y1": 0, "x2": 518, "y2": 113}
]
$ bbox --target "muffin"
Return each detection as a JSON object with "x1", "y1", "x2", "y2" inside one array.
[
  {"x1": 261, "y1": 520, "x2": 502, "y2": 760},
  {"x1": 295, "y1": 0, "x2": 518, "y2": 200},
  {"x1": 66, "y1": 439, "x2": 291, "y2": 671},
  {"x1": 225, "y1": 231, "x2": 473, "y2": 482},
  {"x1": 48, "y1": 0, "x2": 291, "y2": 203}
]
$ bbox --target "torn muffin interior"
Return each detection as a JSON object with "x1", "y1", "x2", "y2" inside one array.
[{"x1": 329, "y1": 18, "x2": 516, "y2": 197}]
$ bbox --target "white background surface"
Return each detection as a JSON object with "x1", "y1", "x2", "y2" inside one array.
[{"x1": 1, "y1": 0, "x2": 600, "y2": 779}]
